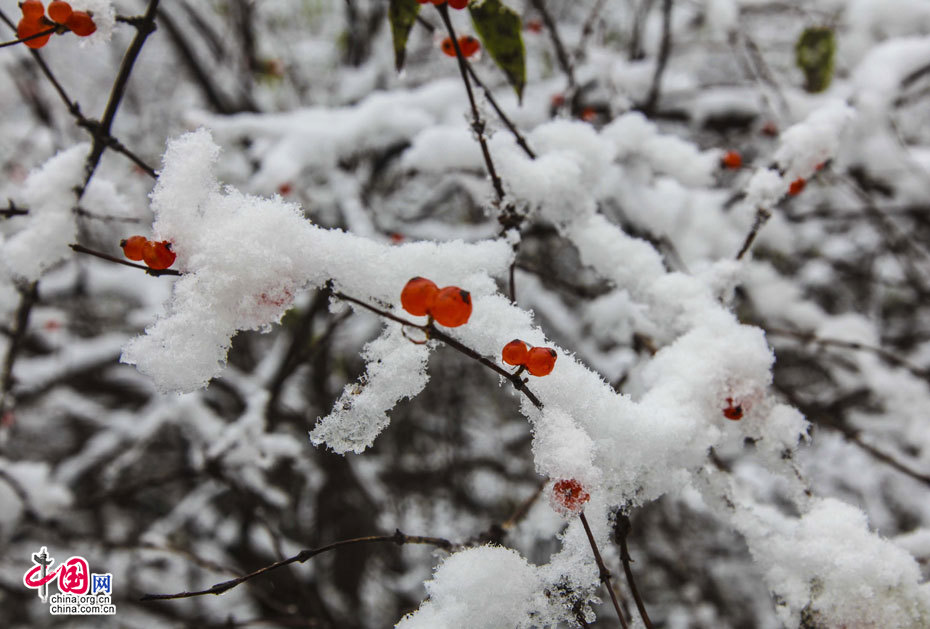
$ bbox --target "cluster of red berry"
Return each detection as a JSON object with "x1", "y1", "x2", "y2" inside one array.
[
  {"x1": 551, "y1": 478, "x2": 590, "y2": 514},
  {"x1": 440, "y1": 35, "x2": 480, "y2": 58},
  {"x1": 120, "y1": 235, "x2": 177, "y2": 271},
  {"x1": 417, "y1": 0, "x2": 469, "y2": 8},
  {"x1": 401, "y1": 277, "x2": 472, "y2": 327},
  {"x1": 17, "y1": 1, "x2": 96, "y2": 49},
  {"x1": 502, "y1": 339, "x2": 557, "y2": 377}
]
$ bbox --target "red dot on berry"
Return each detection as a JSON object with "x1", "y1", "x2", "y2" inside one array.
[
  {"x1": 401, "y1": 277, "x2": 439, "y2": 317},
  {"x1": 431, "y1": 286, "x2": 472, "y2": 327},
  {"x1": 502, "y1": 339, "x2": 529, "y2": 366},
  {"x1": 526, "y1": 346, "x2": 556, "y2": 376}
]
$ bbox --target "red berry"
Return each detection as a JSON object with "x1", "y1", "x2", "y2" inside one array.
[
  {"x1": 431, "y1": 286, "x2": 472, "y2": 327},
  {"x1": 788, "y1": 177, "x2": 806, "y2": 196},
  {"x1": 723, "y1": 397, "x2": 743, "y2": 421},
  {"x1": 761, "y1": 121, "x2": 778, "y2": 137},
  {"x1": 551, "y1": 479, "x2": 590, "y2": 514},
  {"x1": 120, "y1": 235, "x2": 148, "y2": 261},
  {"x1": 502, "y1": 339, "x2": 529, "y2": 366},
  {"x1": 526, "y1": 346, "x2": 556, "y2": 376},
  {"x1": 65, "y1": 10, "x2": 95, "y2": 36},
  {"x1": 440, "y1": 37, "x2": 455, "y2": 57},
  {"x1": 277, "y1": 182, "x2": 292, "y2": 196},
  {"x1": 17, "y1": 16, "x2": 51, "y2": 49},
  {"x1": 551, "y1": 93, "x2": 565, "y2": 108},
  {"x1": 142, "y1": 240, "x2": 176, "y2": 270},
  {"x1": 47, "y1": 1, "x2": 72, "y2": 23},
  {"x1": 580, "y1": 107, "x2": 597, "y2": 122},
  {"x1": 400, "y1": 277, "x2": 439, "y2": 317},
  {"x1": 721, "y1": 150, "x2": 742, "y2": 169},
  {"x1": 20, "y1": 0, "x2": 44, "y2": 19},
  {"x1": 458, "y1": 35, "x2": 480, "y2": 57},
  {"x1": 449, "y1": 0, "x2": 469, "y2": 9},
  {"x1": 526, "y1": 19, "x2": 543, "y2": 33}
]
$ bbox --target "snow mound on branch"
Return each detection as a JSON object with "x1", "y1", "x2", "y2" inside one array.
[
  {"x1": 1, "y1": 144, "x2": 87, "y2": 282},
  {"x1": 122, "y1": 129, "x2": 512, "y2": 394},
  {"x1": 395, "y1": 545, "x2": 551, "y2": 629},
  {"x1": 737, "y1": 497, "x2": 930, "y2": 627}
]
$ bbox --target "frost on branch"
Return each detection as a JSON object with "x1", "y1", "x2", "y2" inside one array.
[
  {"x1": 310, "y1": 326, "x2": 431, "y2": 454},
  {"x1": 1, "y1": 144, "x2": 87, "y2": 282},
  {"x1": 396, "y1": 545, "x2": 553, "y2": 629},
  {"x1": 735, "y1": 497, "x2": 930, "y2": 627}
]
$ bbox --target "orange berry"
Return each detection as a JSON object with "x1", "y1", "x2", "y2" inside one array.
[
  {"x1": 440, "y1": 37, "x2": 455, "y2": 57},
  {"x1": 142, "y1": 240, "x2": 176, "y2": 270},
  {"x1": 17, "y1": 16, "x2": 51, "y2": 49},
  {"x1": 551, "y1": 479, "x2": 590, "y2": 514},
  {"x1": 449, "y1": 0, "x2": 469, "y2": 9},
  {"x1": 788, "y1": 177, "x2": 806, "y2": 196},
  {"x1": 723, "y1": 397, "x2": 743, "y2": 421},
  {"x1": 120, "y1": 235, "x2": 148, "y2": 261},
  {"x1": 431, "y1": 286, "x2": 472, "y2": 327},
  {"x1": 526, "y1": 346, "x2": 556, "y2": 376},
  {"x1": 65, "y1": 10, "x2": 95, "y2": 36},
  {"x1": 47, "y1": 1, "x2": 72, "y2": 23},
  {"x1": 458, "y1": 35, "x2": 480, "y2": 57},
  {"x1": 400, "y1": 277, "x2": 439, "y2": 317},
  {"x1": 502, "y1": 339, "x2": 529, "y2": 366},
  {"x1": 20, "y1": 0, "x2": 44, "y2": 19},
  {"x1": 580, "y1": 107, "x2": 597, "y2": 122},
  {"x1": 721, "y1": 150, "x2": 742, "y2": 169}
]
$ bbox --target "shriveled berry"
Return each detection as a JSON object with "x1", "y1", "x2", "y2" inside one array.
[
  {"x1": 526, "y1": 346, "x2": 556, "y2": 376},
  {"x1": 431, "y1": 286, "x2": 472, "y2": 327},
  {"x1": 65, "y1": 10, "x2": 95, "y2": 36},
  {"x1": 47, "y1": 1, "x2": 72, "y2": 23},
  {"x1": 502, "y1": 339, "x2": 529, "y2": 366},
  {"x1": 788, "y1": 177, "x2": 806, "y2": 196},
  {"x1": 20, "y1": 0, "x2": 45, "y2": 19},
  {"x1": 458, "y1": 35, "x2": 480, "y2": 57},
  {"x1": 723, "y1": 397, "x2": 743, "y2": 421},
  {"x1": 440, "y1": 37, "x2": 455, "y2": 57},
  {"x1": 551, "y1": 479, "x2": 590, "y2": 514},
  {"x1": 721, "y1": 150, "x2": 742, "y2": 169},
  {"x1": 18, "y1": 16, "x2": 51, "y2": 49},
  {"x1": 400, "y1": 277, "x2": 439, "y2": 317},
  {"x1": 120, "y1": 235, "x2": 148, "y2": 261},
  {"x1": 449, "y1": 0, "x2": 469, "y2": 10},
  {"x1": 142, "y1": 240, "x2": 176, "y2": 270}
]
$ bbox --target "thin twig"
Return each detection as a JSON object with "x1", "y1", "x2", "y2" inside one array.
[
  {"x1": 79, "y1": 0, "x2": 161, "y2": 195},
  {"x1": 69, "y1": 244, "x2": 181, "y2": 276},
  {"x1": 529, "y1": 0, "x2": 575, "y2": 89},
  {"x1": 0, "y1": 201, "x2": 29, "y2": 218},
  {"x1": 614, "y1": 514, "x2": 653, "y2": 629},
  {"x1": 735, "y1": 206, "x2": 772, "y2": 260},
  {"x1": 0, "y1": 282, "x2": 38, "y2": 414},
  {"x1": 0, "y1": 26, "x2": 57, "y2": 49},
  {"x1": 464, "y1": 63, "x2": 535, "y2": 159},
  {"x1": 641, "y1": 0, "x2": 673, "y2": 115},
  {"x1": 579, "y1": 512, "x2": 629, "y2": 629},
  {"x1": 435, "y1": 3, "x2": 506, "y2": 204},
  {"x1": 139, "y1": 530, "x2": 453, "y2": 601}
]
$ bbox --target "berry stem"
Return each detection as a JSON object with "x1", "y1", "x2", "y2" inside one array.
[
  {"x1": 579, "y1": 511, "x2": 630, "y2": 629},
  {"x1": 0, "y1": 26, "x2": 56, "y2": 49},
  {"x1": 435, "y1": 3, "x2": 506, "y2": 204},
  {"x1": 615, "y1": 514, "x2": 654, "y2": 629}
]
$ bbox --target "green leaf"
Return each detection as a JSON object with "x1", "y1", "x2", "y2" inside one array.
[
  {"x1": 795, "y1": 27, "x2": 836, "y2": 93},
  {"x1": 388, "y1": 0, "x2": 421, "y2": 72},
  {"x1": 469, "y1": 0, "x2": 526, "y2": 102}
]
